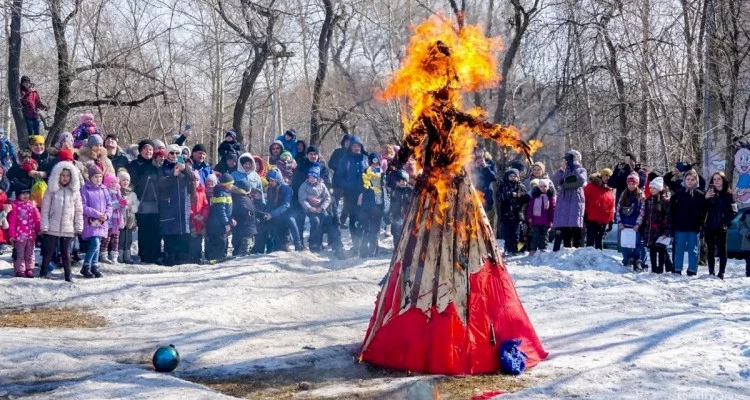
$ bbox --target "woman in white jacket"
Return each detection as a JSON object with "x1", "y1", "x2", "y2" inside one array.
[{"x1": 40, "y1": 160, "x2": 83, "y2": 282}]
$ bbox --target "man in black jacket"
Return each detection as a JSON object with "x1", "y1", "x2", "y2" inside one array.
[{"x1": 128, "y1": 140, "x2": 162, "y2": 264}]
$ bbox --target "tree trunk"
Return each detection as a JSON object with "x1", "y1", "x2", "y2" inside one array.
[
  {"x1": 47, "y1": 0, "x2": 75, "y2": 146},
  {"x1": 7, "y1": 0, "x2": 27, "y2": 148},
  {"x1": 232, "y1": 45, "x2": 269, "y2": 145},
  {"x1": 310, "y1": 0, "x2": 336, "y2": 146}
]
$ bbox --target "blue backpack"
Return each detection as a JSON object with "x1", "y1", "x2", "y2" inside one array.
[{"x1": 499, "y1": 339, "x2": 528, "y2": 375}]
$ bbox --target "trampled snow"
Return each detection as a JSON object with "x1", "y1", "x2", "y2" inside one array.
[{"x1": 0, "y1": 245, "x2": 748, "y2": 399}]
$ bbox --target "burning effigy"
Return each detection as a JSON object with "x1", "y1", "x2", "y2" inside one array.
[{"x1": 359, "y1": 16, "x2": 548, "y2": 375}]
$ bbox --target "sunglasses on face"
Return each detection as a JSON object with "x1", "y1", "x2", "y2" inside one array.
[{"x1": 169, "y1": 151, "x2": 179, "y2": 155}]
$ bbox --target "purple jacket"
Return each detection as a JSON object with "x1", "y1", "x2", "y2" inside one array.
[
  {"x1": 80, "y1": 181, "x2": 113, "y2": 239},
  {"x1": 552, "y1": 164, "x2": 587, "y2": 228},
  {"x1": 526, "y1": 190, "x2": 557, "y2": 227}
]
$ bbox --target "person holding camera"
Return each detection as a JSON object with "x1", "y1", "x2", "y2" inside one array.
[
  {"x1": 664, "y1": 161, "x2": 706, "y2": 193},
  {"x1": 703, "y1": 172, "x2": 737, "y2": 279}
]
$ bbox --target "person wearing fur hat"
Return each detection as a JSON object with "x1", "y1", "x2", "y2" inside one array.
[
  {"x1": 276, "y1": 129, "x2": 298, "y2": 157},
  {"x1": 552, "y1": 149, "x2": 587, "y2": 250},
  {"x1": 127, "y1": 139, "x2": 162, "y2": 264},
  {"x1": 256, "y1": 168, "x2": 303, "y2": 252},
  {"x1": 20, "y1": 76, "x2": 47, "y2": 135},
  {"x1": 78, "y1": 134, "x2": 115, "y2": 181},
  {"x1": 206, "y1": 173, "x2": 235, "y2": 260},
  {"x1": 218, "y1": 129, "x2": 242, "y2": 161},
  {"x1": 190, "y1": 144, "x2": 213, "y2": 186},
  {"x1": 498, "y1": 168, "x2": 529, "y2": 255},
  {"x1": 358, "y1": 154, "x2": 389, "y2": 257},
  {"x1": 104, "y1": 134, "x2": 130, "y2": 173},
  {"x1": 40, "y1": 161, "x2": 83, "y2": 281},
  {"x1": 158, "y1": 143, "x2": 196, "y2": 266},
  {"x1": 641, "y1": 177, "x2": 671, "y2": 273},
  {"x1": 583, "y1": 170, "x2": 616, "y2": 250},
  {"x1": 703, "y1": 172, "x2": 737, "y2": 279},
  {"x1": 298, "y1": 164, "x2": 346, "y2": 258},
  {"x1": 335, "y1": 136, "x2": 369, "y2": 246},
  {"x1": 527, "y1": 179, "x2": 556, "y2": 254},
  {"x1": 617, "y1": 171, "x2": 646, "y2": 271},
  {"x1": 80, "y1": 163, "x2": 112, "y2": 278}
]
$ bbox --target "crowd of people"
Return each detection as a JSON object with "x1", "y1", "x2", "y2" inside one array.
[{"x1": 1, "y1": 75, "x2": 748, "y2": 282}]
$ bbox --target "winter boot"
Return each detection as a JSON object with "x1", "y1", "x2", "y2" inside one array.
[
  {"x1": 672, "y1": 270, "x2": 682, "y2": 275},
  {"x1": 63, "y1": 264, "x2": 73, "y2": 283},
  {"x1": 25, "y1": 269, "x2": 35, "y2": 278},
  {"x1": 99, "y1": 253, "x2": 111, "y2": 264},
  {"x1": 109, "y1": 252, "x2": 119, "y2": 265},
  {"x1": 91, "y1": 264, "x2": 103, "y2": 278},
  {"x1": 633, "y1": 259, "x2": 643, "y2": 273},
  {"x1": 80, "y1": 264, "x2": 94, "y2": 279},
  {"x1": 686, "y1": 270, "x2": 697, "y2": 276}
]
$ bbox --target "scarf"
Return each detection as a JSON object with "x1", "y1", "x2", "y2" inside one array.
[{"x1": 533, "y1": 193, "x2": 549, "y2": 217}]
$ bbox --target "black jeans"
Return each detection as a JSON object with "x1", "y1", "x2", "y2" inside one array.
[
  {"x1": 41, "y1": 235, "x2": 73, "y2": 281},
  {"x1": 649, "y1": 245, "x2": 667, "y2": 273},
  {"x1": 136, "y1": 213, "x2": 162, "y2": 263},
  {"x1": 503, "y1": 220, "x2": 521, "y2": 254},
  {"x1": 585, "y1": 220, "x2": 607, "y2": 250},
  {"x1": 554, "y1": 227, "x2": 582, "y2": 251},
  {"x1": 705, "y1": 229, "x2": 728, "y2": 275}
]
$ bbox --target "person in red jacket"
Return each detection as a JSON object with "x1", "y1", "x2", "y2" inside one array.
[
  {"x1": 19, "y1": 76, "x2": 47, "y2": 135},
  {"x1": 584, "y1": 168, "x2": 616, "y2": 249}
]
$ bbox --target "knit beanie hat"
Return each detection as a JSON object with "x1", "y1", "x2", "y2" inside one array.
[
  {"x1": 192, "y1": 143, "x2": 208, "y2": 154},
  {"x1": 306, "y1": 145, "x2": 320, "y2": 155},
  {"x1": 103, "y1": 173, "x2": 118, "y2": 187},
  {"x1": 87, "y1": 163, "x2": 103, "y2": 178},
  {"x1": 117, "y1": 170, "x2": 131, "y2": 182},
  {"x1": 152, "y1": 139, "x2": 166, "y2": 149},
  {"x1": 280, "y1": 151, "x2": 293, "y2": 160},
  {"x1": 166, "y1": 144, "x2": 181, "y2": 155},
  {"x1": 219, "y1": 173, "x2": 234, "y2": 186},
  {"x1": 530, "y1": 178, "x2": 540, "y2": 188},
  {"x1": 138, "y1": 139, "x2": 155, "y2": 152},
  {"x1": 626, "y1": 171, "x2": 640, "y2": 184},
  {"x1": 308, "y1": 164, "x2": 321, "y2": 179},
  {"x1": 368, "y1": 153, "x2": 380, "y2": 165},
  {"x1": 225, "y1": 129, "x2": 237, "y2": 140},
  {"x1": 599, "y1": 168, "x2": 613, "y2": 177},
  {"x1": 226, "y1": 153, "x2": 238, "y2": 162},
  {"x1": 153, "y1": 149, "x2": 166, "y2": 158},
  {"x1": 29, "y1": 135, "x2": 45, "y2": 146},
  {"x1": 57, "y1": 148, "x2": 74, "y2": 162},
  {"x1": 55, "y1": 132, "x2": 73, "y2": 149},
  {"x1": 650, "y1": 177, "x2": 664, "y2": 191},
  {"x1": 88, "y1": 134, "x2": 104, "y2": 147}
]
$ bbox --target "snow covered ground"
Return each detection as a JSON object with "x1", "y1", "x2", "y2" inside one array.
[{"x1": 0, "y1": 244, "x2": 748, "y2": 399}]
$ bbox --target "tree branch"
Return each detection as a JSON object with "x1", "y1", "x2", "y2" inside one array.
[{"x1": 67, "y1": 91, "x2": 165, "y2": 109}]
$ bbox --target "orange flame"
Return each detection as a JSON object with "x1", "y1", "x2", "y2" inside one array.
[{"x1": 382, "y1": 15, "x2": 540, "y2": 224}]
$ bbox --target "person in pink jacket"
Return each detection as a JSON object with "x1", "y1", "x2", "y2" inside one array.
[{"x1": 8, "y1": 186, "x2": 41, "y2": 277}]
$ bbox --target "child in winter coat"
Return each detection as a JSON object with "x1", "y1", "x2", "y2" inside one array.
[
  {"x1": 80, "y1": 164, "x2": 113, "y2": 278},
  {"x1": 526, "y1": 179, "x2": 556, "y2": 253},
  {"x1": 641, "y1": 177, "x2": 671, "y2": 274},
  {"x1": 231, "y1": 179, "x2": 257, "y2": 256},
  {"x1": 298, "y1": 164, "x2": 345, "y2": 258},
  {"x1": 260, "y1": 168, "x2": 302, "y2": 251},
  {"x1": 583, "y1": 170, "x2": 616, "y2": 249},
  {"x1": 276, "y1": 151, "x2": 297, "y2": 183},
  {"x1": 40, "y1": 161, "x2": 83, "y2": 281},
  {"x1": 218, "y1": 129, "x2": 242, "y2": 162},
  {"x1": 117, "y1": 170, "x2": 139, "y2": 264},
  {"x1": 388, "y1": 169, "x2": 414, "y2": 246},
  {"x1": 359, "y1": 154, "x2": 389, "y2": 258},
  {"x1": 72, "y1": 113, "x2": 101, "y2": 149},
  {"x1": 100, "y1": 174, "x2": 125, "y2": 264},
  {"x1": 8, "y1": 185, "x2": 40, "y2": 277},
  {"x1": 205, "y1": 174, "x2": 234, "y2": 260},
  {"x1": 0, "y1": 182, "x2": 9, "y2": 253},
  {"x1": 498, "y1": 168, "x2": 530, "y2": 255},
  {"x1": 617, "y1": 172, "x2": 646, "y2": 271},
  {"x1": 189, "y1": 174, "x2": 209, "y2": 263}
]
